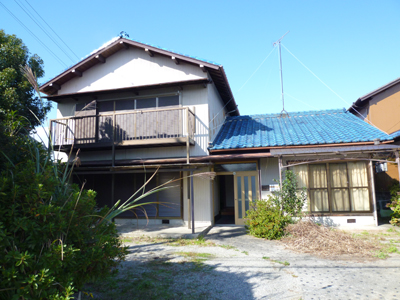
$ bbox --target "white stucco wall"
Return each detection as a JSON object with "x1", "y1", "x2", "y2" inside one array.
[
  {"x1": 260, "y1": 157, "x2": 280, "y2": 199},
  {"x1": 59, "y1": 47, "x2": 206, "y2": 95},
  {"x1": 54, "y1": 47, "x2": 226, "y2": 161},
  {"x1": 208, "y1": 81, "x2": 227, "y2": 141}
]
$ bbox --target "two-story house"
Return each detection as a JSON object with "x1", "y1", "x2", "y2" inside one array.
[
  {"x1": 41, "y1": 37, "x2": 400, "y2": 228},
  {"x1": 40, "y1": 37, "x2": 239, "y2": 228}
]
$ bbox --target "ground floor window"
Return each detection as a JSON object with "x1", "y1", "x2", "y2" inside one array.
[
  {"x1": 292, "y1": 161, "x2": 371, "y2": 213},
  {"x1": 73, "y1": 172, "x2": 182, "y2": 218}
]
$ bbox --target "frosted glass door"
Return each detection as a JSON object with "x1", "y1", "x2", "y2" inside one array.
[{"x1": 234, "y1": 172, "x2": 259, "y2": 225}]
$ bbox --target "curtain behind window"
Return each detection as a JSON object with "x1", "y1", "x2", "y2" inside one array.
[
  {"x1": 293, "y1": 165, "x2": 309, "y2": 210},
  {"x1": 348, "y1": 162, "x2": 370, "y2": 211},
  {"x1": 309, "y1": 164, "x2": 329, "y2": 212},
  {"x1": 330, "y1": 163, "x2": 350, "y2": 211}
]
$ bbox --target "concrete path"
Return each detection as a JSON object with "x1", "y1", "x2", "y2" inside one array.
[
  {"x1": 206, "y1": 225, "x2": 400, "y2": 300},
  {"x1": 117, "y1": 223, "x2": 212, "y2": 239}
]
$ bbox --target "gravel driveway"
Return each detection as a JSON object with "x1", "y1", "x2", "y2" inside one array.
[
  {"x1": 206, "y1": 225, "x2": 400, "y2": 300},
  {"x1": 85, "y1": 225, "x2": 400, "y2": 300}
]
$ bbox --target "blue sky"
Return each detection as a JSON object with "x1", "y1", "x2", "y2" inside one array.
[{"x1": 2, "y1": 0, "x2": 400, "y2": 123}]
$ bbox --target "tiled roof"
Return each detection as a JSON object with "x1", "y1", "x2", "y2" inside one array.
[{"x1": 210, "y1": 109, "x2": 393, "y2": 150}]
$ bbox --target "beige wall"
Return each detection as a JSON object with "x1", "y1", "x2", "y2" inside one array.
[
  {"x1": 364, "y1": 83, "x2": 400, "y2": 134},
  {"x1": 361, "y1": 83, "x2": 400, "y2": 183}
]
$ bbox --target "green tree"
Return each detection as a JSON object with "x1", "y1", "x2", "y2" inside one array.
[{"x1": 0, "y1": 30, "x2": 51, "y2": 128}]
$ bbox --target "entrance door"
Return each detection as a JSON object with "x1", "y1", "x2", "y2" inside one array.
[{"x1": 234, "y1": 172, "x2": 259, "y2": 225}]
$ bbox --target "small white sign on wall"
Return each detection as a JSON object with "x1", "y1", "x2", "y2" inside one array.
[
  {"x1": 375, "y1": 162, "x2": 388, "y2": 173},
  {"x1": 269, "y1": 184, "x2": 280, "y2": 192}
]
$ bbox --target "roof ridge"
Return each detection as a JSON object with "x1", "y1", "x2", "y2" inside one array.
[
  {"x1": 122, "y1": 37, "x2": 220, "y2": 66},
  {"x1": 227, "y1": 108, "x2": 345, "y2": 120}
]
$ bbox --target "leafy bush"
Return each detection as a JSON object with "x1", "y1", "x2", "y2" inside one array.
[
  {"x1": 0, "y1": 115, "x2": 127, "y2": 299},
  {"x1": 388, "y1": 180, "x2": 400, "y2": 226},
  {"x1": 272, "y1": 170, "x2": 306, "y2": 218},
  {"x1": 245, "y1": 200, "x2": 292, "y2": 240},
  {"x1": 245, "y1": 170, "x2": 306, "y2": 240}
]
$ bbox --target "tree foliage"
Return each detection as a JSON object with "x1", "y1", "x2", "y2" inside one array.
[
  {"x1": 388, "y1": 181, "x2": 400, "y2": 226},
  {"x1": 0, "y1": 30, "x2": 51, "y2": 128},
  {"x1": 0, "y1": 114, "x2": 127, "y2": 299},
  {"x1": 272, "y1": 170, "x2": 306, "y2": 218}
]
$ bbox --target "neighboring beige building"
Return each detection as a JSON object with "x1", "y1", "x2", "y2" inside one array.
[{"x1": 350, "y1": 78, "x2": 400, "y2": 194}]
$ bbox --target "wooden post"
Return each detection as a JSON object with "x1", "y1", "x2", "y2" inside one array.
[
  {"x1": 278, "y1": 156, "x2": 283, "y2": 191},
  {"x1": 190, "y1": 170, "x2": 195, "y2": 234},
  {"x1": 48, "y1": 120, "x2": 53, "y2": 149},
  {"x1": 369, "y1": 160, "x2": 378, "y2": 227},
  {"x1": 186, "y1": 108, "x2": 190, "y2": 164},
  {"x1": 111, "y1": 173, "x2": 115, "y2": 222},
  {"x1": 396, "y1": 151, "x2": 400, "y2": 188},
  {"x1": 112, "y1": 113, "x2": 116, "y2": 167},
  {"x1": 211, "y1": 166, "x2": 215, "y2": 225},
  {"x1": 258, "y1": 159, "x2": 262, "y2": 200}
]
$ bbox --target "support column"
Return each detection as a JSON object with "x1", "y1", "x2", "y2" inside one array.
[
  {"x1": 396, "y1": 151, "x2": 400, "y2": 189},
  {"x1": 369, "y1": 160, "x2": 378, "y2": 227},
  {"x1": 190, "y1": 170, "x2": 195, "y2": 234},
  {"x1": 278, "y1": 156, "x2": 283, "y2": 191}
]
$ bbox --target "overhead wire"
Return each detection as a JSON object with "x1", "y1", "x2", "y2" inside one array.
[
  {"x1": 22, "y1": 0, "x2": 80, "y2": 61},
  {"x1": 281, "y1": 43, "x2": 388, "y2": 134},
  {"x1": 208, "y1": 46, "x2": 277, "y2": 130},
  {"x1": 0, "y1": 1, "x2": 68, "y2": 68},
  {"x1": 14, "y1": 0, "x2": 76, "y2": 63}
]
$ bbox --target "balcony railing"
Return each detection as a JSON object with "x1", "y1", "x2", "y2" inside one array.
[{"x1": 50, "y1": 107, "x2": 195, "y2": 151}]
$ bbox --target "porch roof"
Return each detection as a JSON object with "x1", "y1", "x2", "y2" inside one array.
[
  {"x1": 270, "y1": 144, "x2": 400, "y2": 156},
  {"x1": 210, "y1": 109, "x2": 394, "y2": 151}
]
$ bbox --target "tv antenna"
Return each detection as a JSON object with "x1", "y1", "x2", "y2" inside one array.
[{"x1": 273, "y1": 31, "x2": 289, "y2": 116}]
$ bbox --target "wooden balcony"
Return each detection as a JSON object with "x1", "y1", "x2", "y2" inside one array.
[{"x1": 50, "y1": 107, "x2": 195, "y2": 152}]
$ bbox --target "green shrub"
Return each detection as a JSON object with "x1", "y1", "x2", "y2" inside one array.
[
  {"x1": 0, "y1": 117, "x2": 127, "y2": 299},
  {"x1": 388, "y1": 180, "x2": 400, "y2": 226},
  {"x1": 272, "y1": 170, "x2": 306, "y2": 218},
  {"x1": 245, "y1": 200, "x2": 292, "y2": 240}
]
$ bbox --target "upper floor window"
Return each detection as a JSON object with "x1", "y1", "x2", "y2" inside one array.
[{"x1": 75, "y1": 94, "x2": 180, "y2": 115}]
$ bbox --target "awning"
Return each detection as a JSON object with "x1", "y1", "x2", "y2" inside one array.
[{"x1": 270, "y1": 144, "x2": 400, "y2": 157}]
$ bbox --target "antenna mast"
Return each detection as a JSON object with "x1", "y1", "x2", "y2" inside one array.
[{"x1": 273, "y1": 31, "x2": 289, "y2": 115}]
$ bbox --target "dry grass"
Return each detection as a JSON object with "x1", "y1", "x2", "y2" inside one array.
[{"x1": 280, "y1": 220, "x2": 381, "y2": 258}]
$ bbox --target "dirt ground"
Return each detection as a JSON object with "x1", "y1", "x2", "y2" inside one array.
[{"x1": 83, "y1": 225, "x2": 400, "y2": 300}]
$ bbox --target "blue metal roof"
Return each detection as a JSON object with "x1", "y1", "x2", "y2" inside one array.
[{"x1": 211, "y1": 109, "x2": 394, "y2": 150}]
